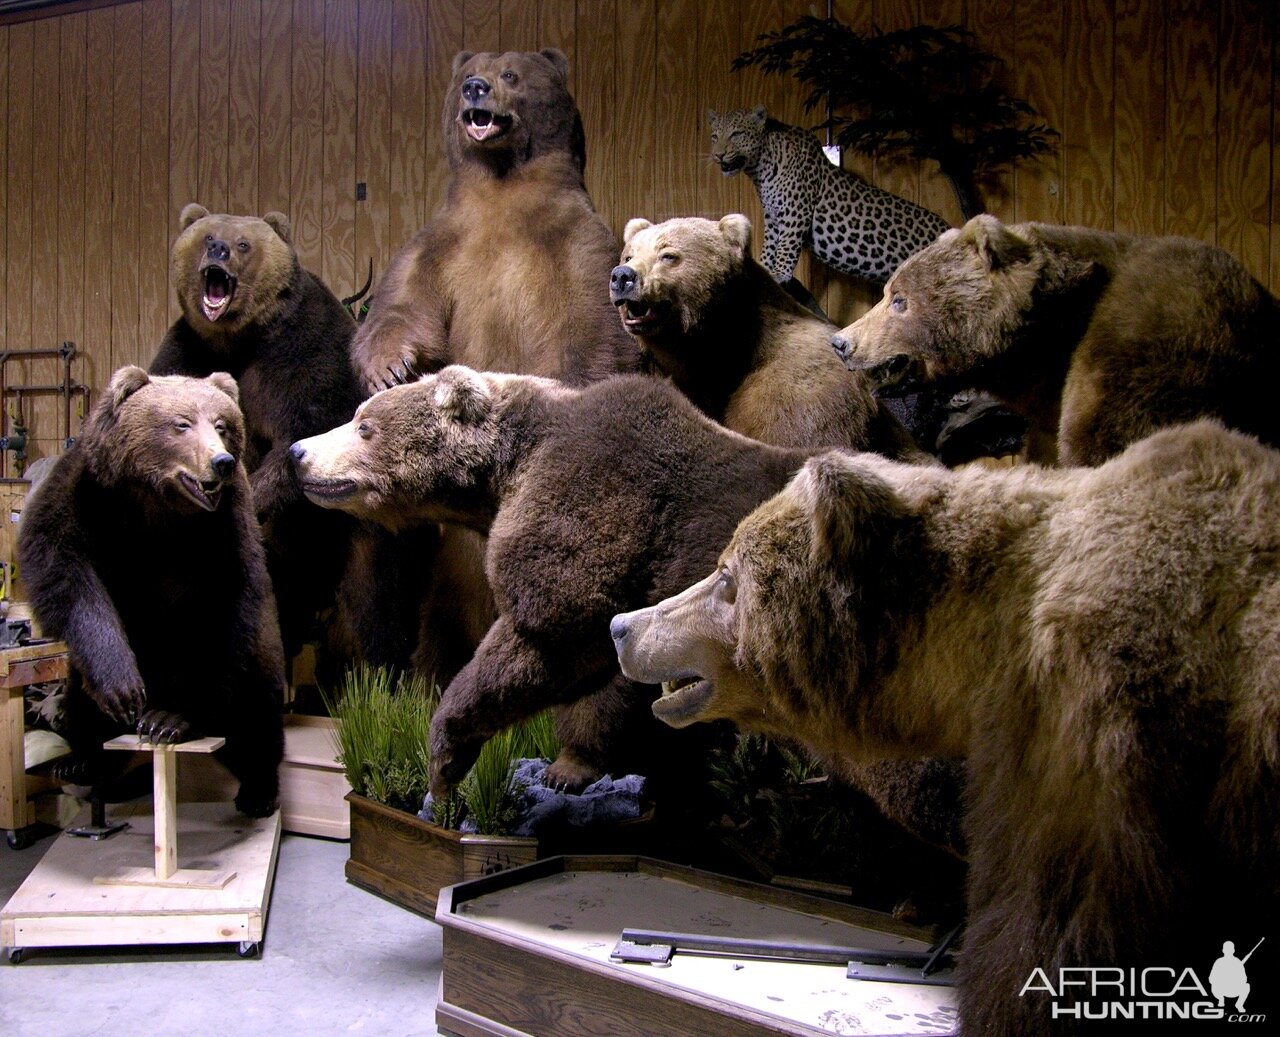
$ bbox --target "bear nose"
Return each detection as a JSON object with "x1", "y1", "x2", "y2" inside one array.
[
  {"x1": 289, "y1": 442, "x2": 307, "y2": 466},
  {"x1": 830, "y1": 334, "x2": 853, "y2": 362},
  {"x1": 211, "y1": 452, "x2": 235, "y2": 480},
  {"x1": 206, "y1": 238, "x2": 231, "y2": 262},
  {"x1": 609, "y1": 613, "x2": 630, "y2": 647},
  {"x1": 609, "y1": 265, "x2": 638, "y2": 301},
  {"x1": 461, "y1": 76, "x2": 491, "y2": 105}
]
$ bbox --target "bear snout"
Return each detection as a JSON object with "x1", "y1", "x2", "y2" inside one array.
[
  {"x1": 205, "y1": 238, "x2": 231, "y2": 263},
  {"x1": 288, "y1": 441, "x2": 308, "y2": 467},
  {"x1": 609, "y1": 611, "x2": 632, "y2": 650},
  {"x1": 609, "y1": 265, "x2": 639, "y2": 303},
  {"x1": 211, "y1": 452, "x2": 236, "y2": 481},
  {"x1": 830, "y1": 332, "x2": 855, "y2": 365},
  {"x1": 461, "y1": 75, "x2": 491, "y2": 105}
]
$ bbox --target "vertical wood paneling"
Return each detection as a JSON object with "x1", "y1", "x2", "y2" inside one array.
[
  {"x1": 614, "y1": 1, "x2": 656, "y2": 227},
  {"x1": 541, "y1": 0, "x2": 576, "y2": 95},
  {"x1": 498, "y1": 0, "x2": 538, "y2": 53},
  {"x1": 699, "y1": 0, "x2": 744, "y2": 225},
  {"x1": 57, "y1": 14, "x2": 86, "y2": 379},
  {"x1": 321, "y1": 0, "x2": 357, "y2": 295},
  {"x1": 918, "y1": 0, "x2": 966, "y2": 226},
  {"x1": 110, "y1": 2, "x2": 142, "y2": 373},
  {"x1": 467, "y1": 0, "x2": 498, "y2": 52},
  {"x1": 355, "y1": 0, "x2": 392, "y2": 301},
  {"x1": 1216, "y1": 0, "x2": 1271, "y2": 286},
  {"x1": 388, "y1": 0, "x2": 428, "y2": 249},
  {"x1": 1272, "y1": 13, "x2": 1280, "y2": 298},
  {"x1": 656, "y1": 0, "x2": 701, "y2": 222},
  {"x1": 871, "y1": 1, "x2": 923, "y2": 207},
  {"x1": 259, "y1": 0, "x2": 293, "y2": 216},
  {"x1": 29, "y1": 17, "x2": 61, "y2": 449},
  {"x1": 198, "y1": 0, "x2": 231, "y2": 211},
  {"x1": 1165, "y1": 0, "x2": 1217, "y2": 242},
  {"x1": 1013, "y1": 0, "x2": 1064, "y2": 224},
  {"x1": 7, "y1": 22, "x2": 34, "y2": 422},
  {"x1": 228, "y1": 0, "x2": 263, "y2": 217},
  {"x1": 0, "y1": 24, "x2": 7, "y2": 378},
  {"x1": 577, "y1": 0, "x2": 618, "y2": 236},
  {"x1": 1061, "y1": 0, "x2": 1114, "y2": 229},
  {"x1": 82, "y1": 7, "x2": 114, "y2": 382},
  {"x1": 423, "y1": 0, "x2": 465, "y2": 228},
  {"x1": 168, "y1": 0, "x2": 201, "y2": 327},
  {"x1": 1114, "y1": 0, "x2": 1165, "y2": 234},
  {"x1": 138, "y1": 0, "x2": 171, "y2": 357},
  {"x1": 968, "y1": 0, "x2": 1015, "y2": 218},
  {"x1": 289, "y1": 0, "x2": 325, "y2": 273}
]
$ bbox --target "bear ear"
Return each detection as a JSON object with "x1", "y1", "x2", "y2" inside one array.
[
  {"x1": 961, "y1": 214, "x2": 1032, "y2": 270},
  {"x1": 206, "y1": 372, "x2": 240, "y2": 406},
  {"x1": 623, "y1": 218, "x2": 652, "y2": 246},
  {"x1": 433, "y1": 367, "x2": 491, "y2": 425},
  {"x1": 452, "y1": 51, "x2": 475, "y2": 75},
  {"x1": 797, "y1": 453, "x2": 902, "y2": 568},
  {"x1": 718, "y1": 214, "x2": 752, "y2": 257},
  {"x1": 179, "y1": 203, "x2": 209, "y2": 230},
  {"x1": 263, "y1": 211, "x2": 292, "y2": 246},
  {"x1": 540, "y1": 48, "x2": 570, "y2": 80},
  {"x1": 106, "y1": 366, "x2": 151, "y2": 414}
]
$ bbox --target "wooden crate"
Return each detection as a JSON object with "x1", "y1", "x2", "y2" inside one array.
[
  {"x1": 435, "y1": 856, "x2": 959, "y2": 1037},
  {"x1": 345, "y1": 792, "x2": 539, "y2": 919},
  {"x1": 178, "y1": 713, "x2": 351, "y2": 839}
]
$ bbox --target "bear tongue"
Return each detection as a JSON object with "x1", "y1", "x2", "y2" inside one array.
[
  {"x1": 464, "y1": 109, "x2": 503, "y2": 142},
  {"x1": 201, "y1": 270, "x2": 234, "y2": 322}
]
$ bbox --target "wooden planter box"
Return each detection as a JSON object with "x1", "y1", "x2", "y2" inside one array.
[{"x1": 344, "y1": 792, "x2": 539, "y2": 918}]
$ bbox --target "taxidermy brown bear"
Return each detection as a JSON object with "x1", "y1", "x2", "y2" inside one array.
[{"x1": 18, "y1": 368, "x2": 285, "y2": 817}]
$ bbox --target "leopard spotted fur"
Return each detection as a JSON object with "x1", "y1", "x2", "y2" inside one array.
[{"x1": 709, "y1": 105, "x2": 952, "y2": 284}]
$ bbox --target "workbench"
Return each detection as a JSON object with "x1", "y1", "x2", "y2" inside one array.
[{"x1": 0, "y1": 639, "x2": 69, "y2": 848}]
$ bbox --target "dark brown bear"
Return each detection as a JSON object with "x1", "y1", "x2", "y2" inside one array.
[
  {"x1": 151, "y1": 204, "x2": 422, "y2": 670},
  {"x1": 288, "y1": 367, "x2": 962, "y2": 861},
  {"x1": 832, "y1": 215, "x2": 1280, "y2": 465},
  {"x1": 18, "y1": 368, "x2": 285, "y2": 817}
]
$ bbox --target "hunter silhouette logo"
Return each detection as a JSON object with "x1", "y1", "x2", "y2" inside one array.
[{"x1": 1210, "y1": 938, "x2": 1263, "y2": 1012}]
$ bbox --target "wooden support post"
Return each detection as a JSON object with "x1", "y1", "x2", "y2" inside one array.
[
  {"x1": 95, "y1": 735, "x2": 237, "y2": 890},
  {"x1": 153, "y1": 747, "x2": 178, "y2": 880},
  {"x1": 1, "y1": 684, "x2": 25, "y2": 832}
]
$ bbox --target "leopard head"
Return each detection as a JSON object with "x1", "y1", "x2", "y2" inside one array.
[{"x1": 708, "y1": 105, "x2": 767, "y2": 178}]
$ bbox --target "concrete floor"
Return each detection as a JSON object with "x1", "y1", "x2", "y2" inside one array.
[{"x1": 0, "y1": 814, "x2": 444, "y2": 1037}]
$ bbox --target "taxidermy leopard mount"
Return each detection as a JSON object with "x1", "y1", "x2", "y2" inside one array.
[{"x1": 709, "y1": 105, "x2": 952, "y2": 285}]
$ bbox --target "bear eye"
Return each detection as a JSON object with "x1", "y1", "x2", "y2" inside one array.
[
  {"x1": 890, "y1": 293, "x2": 907, "y2": 313},
  {"x1": 500, "y1": 70, "x2": 517, "y2": 84},
  {"x1": 714, "y1": 568, "x2": 737, "y2": 605},
  {"x1": 214, "y1": 419, "x2": 228, "y2": 435},
  {"x1": 173, "y1": 419, "x2": 191, "y2": 433},
  {"x1": 659, "y1": 252, "x2": 678, "y2": 264},
  {"x1": 204, "y1": 234, "x2": 214, "y2": 244},
  {"x1": 237, "y1": 240, "x2": 251, "y2": 253},
  {"x1": 357, "y1": 420, "x2": 373, "y2": 440}
]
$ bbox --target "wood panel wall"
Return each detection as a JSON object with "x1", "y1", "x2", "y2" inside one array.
[{"x1": 0, "y1": 0, "x2": 1277, "y2": 492}]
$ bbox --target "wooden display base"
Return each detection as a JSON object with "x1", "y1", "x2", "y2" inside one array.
[{"x1": 0, "y1": 799, "x2": 281, "y2": 961}]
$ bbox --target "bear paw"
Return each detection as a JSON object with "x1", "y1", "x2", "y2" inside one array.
[
  {"x1": 52, "y1": 753, "x2": 120, "y2": 788},
  {"x1": 234, "y1": 787, "x2": 279, "y2": 819},
  {"x1": 136, "y1": 709, "x2": 198, "y2": 744},
  {"x1": 88, "y1": 680, "x2": 146, "y2": 726},
  {"x1": 544, "y1": 750, "x2": 600, "y2": 794}
]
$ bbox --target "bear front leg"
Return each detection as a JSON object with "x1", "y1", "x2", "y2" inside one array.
[
  {"x1": 63, "y1": 591, "x2": 147, "y2": 726},
  {"x1": 349, "y1": 248, "x2": 451, "y2": 395},
  {"x1": 428, "y1": 615, "x2": 611, "y2": 799}
]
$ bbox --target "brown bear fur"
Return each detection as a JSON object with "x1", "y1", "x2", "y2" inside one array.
[
  {"x1": 18, "y1": 368, "x2": 285, "y2": 817},
  {"x1": 151, "y1": 204, "x2": 422, "y2": 671},
  {"x1": 612, "y1": 421, "x2": 1280, "y2": 1035},
  {"x1": 831, "y1": 215, "x2": 1280, "y2": 465},
  {"x1": 611, "y1": 214, "x2": 923, "y2": 459},
  {"x1": 349, "y1": 48, "x2": 636, "y2": 392}
]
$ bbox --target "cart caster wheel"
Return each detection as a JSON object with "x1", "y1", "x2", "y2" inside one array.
[
  {"x1": 6, "y1": 828, "x2": 33, "y2": 850},
  {"x1": 236, "y1": 941, "x2": 260, "y2": 958},
  {"x1": 7, "y1": 948, "x2": 24, "y2": 965}
]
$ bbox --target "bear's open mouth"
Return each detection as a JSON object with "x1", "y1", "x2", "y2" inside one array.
[
  {"x1": 300, "y1": 478, "x2": 360, "y2": 506},
  {"x1": 462, "y1": 108, "x2": 514, "y2": 143},
  {"x1": 177, "y1": 472, "x2": 224, "y2": 512},
  {"x1": 201, "y1": 266, "x2": 237, "y2": 323},
  {"x1": 652, "y1": 675, "x2": 714, "y2": 728},
  {"x1": 620, "y1": 299, "x2": 663, "y2": 334}
]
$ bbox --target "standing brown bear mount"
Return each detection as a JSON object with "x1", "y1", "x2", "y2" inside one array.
[
  {"x1": 612, "y1": 422, "x2": 1280, "y2": 1036},
  {"x1": 831, "y1": 214, "x2": 1280, "y2": 466},
  {"x1": 18, "y1": 368, "x2": 285, "y2": 818},
  {"x1": 349, "y1": 48, "x2": 636, "y2": 394}
]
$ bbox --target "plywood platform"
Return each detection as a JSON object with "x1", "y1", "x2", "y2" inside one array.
[
  {"x1": 436, "y1": 856, "x2": 959, "y2": 1037},
  {"x1": 1, "y1": 800, "x2": 281, "y2": 958}
]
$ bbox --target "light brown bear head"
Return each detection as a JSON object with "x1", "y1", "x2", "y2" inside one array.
[
  {"x1": 290, "y1": 365, "x2": 514, "y2": 532},
  {"x1": 445, "y1": 49, "x2": 585, "y2": 175},
  {"x1": 610, "y1": 215, "x2": 754, "y2": 344},
  {"x1": 611, "y1": 449, "x2": 921, "y2": 757},
  {"x1": 81, "y1": 366, "x2": 246, "y2": 514},
  {"x1": 828, "y1": 214, "x2": 1059, "y2": 396},
  {"x1": 172, "y1": 204, "x2": 298, "y2": 334}
]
